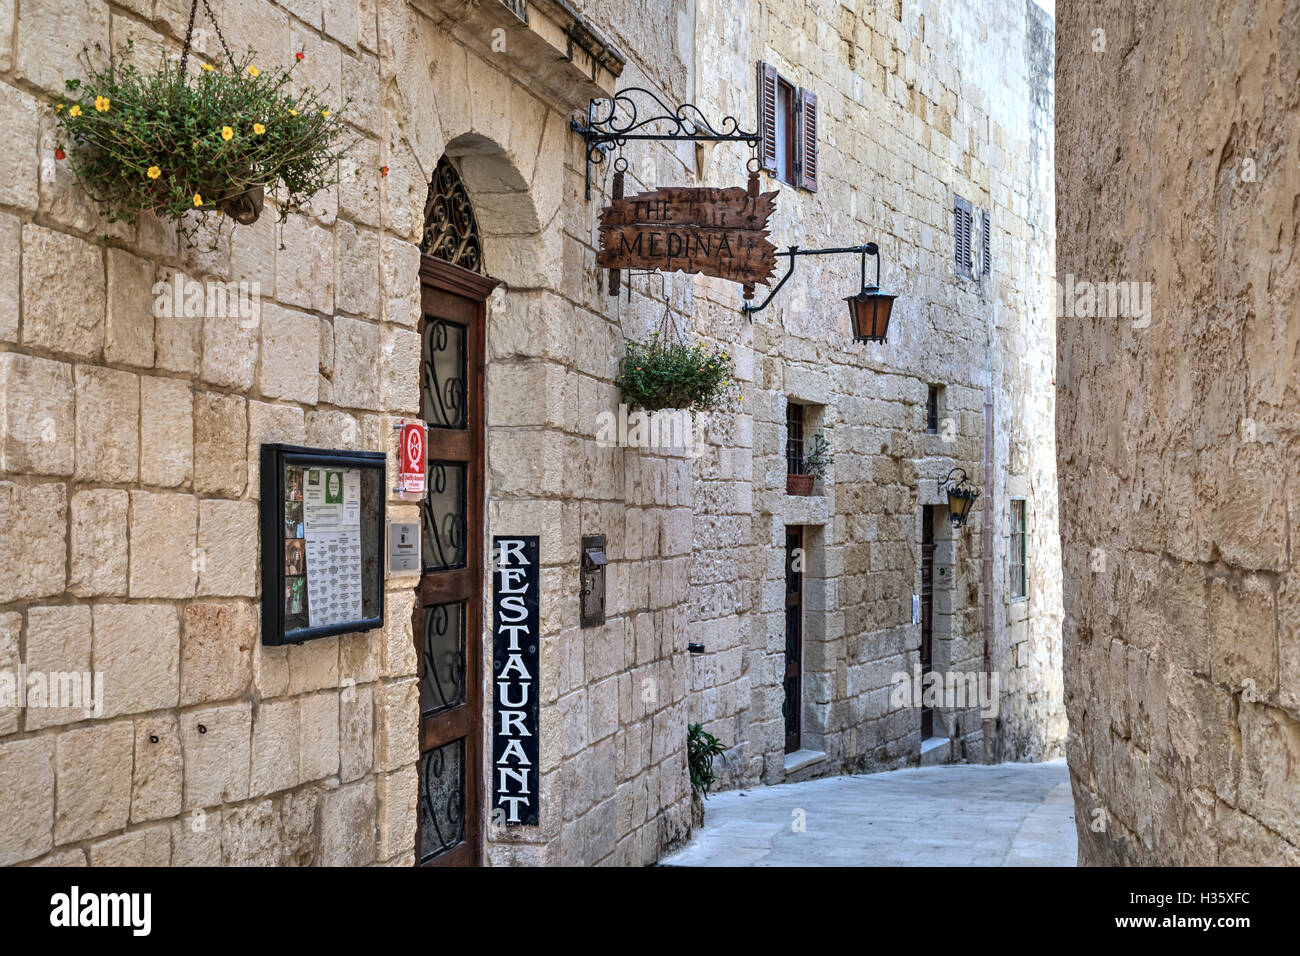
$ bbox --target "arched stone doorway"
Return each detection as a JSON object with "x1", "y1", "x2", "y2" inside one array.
[
  {"x1": 413, "y1": 154, "x2": 495, "y2": 866},
  {"x1": 407, "y1": 127, "x2": 552, "y2": 864}
]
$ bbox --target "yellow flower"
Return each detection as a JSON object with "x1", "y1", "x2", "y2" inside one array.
[
  {"x1": 147, "y1": 166, "x2": 161, "y2": 179},
  {"x1": 221, "y1": 126, "x2": 234, "y2": 141},
  {"x1": 288, "y1": 108, "x2": 297, "y2": 116},
  {"x1": 193, "y1": 193, "x2": 203, "y2": 206},
  {"x1": 247, "y1": 65, "x2": 260, "y2": 77},
  {"x1": 94, "y1": 96, "x2": 110, "y2": 112},
  {"x1": 54, "y1": 103, "x2": 64, "y2": 112},
  {"x1": 321, "y1": 109, "x2": 330, "y2": 118},
  {"x1": 68, "y1": 104, "x2": 81, "y2": 117},
  {"x1": 201, "y1": 63, "x2": 215, "y2": 72},
  {"x1": 253, "y1": 123, "x2": 265, "y2": 135}
]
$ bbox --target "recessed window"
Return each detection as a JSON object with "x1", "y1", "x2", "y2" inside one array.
[
  {"x1": 1010, "y1": 499, "x2": 1027, "y2": 599},
  {"x1": 758, "y1": 62, "x2": 818, "y2": 191},
  {"x1": 786, "y1": 402, "x2": 805, "y2": 475},
  {"x1": 925, "y1": 386, "x2": 940, "y2": 434}
]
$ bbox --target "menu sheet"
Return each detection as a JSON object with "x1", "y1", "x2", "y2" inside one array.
[{"x1": 302, "y1": 467, "x2": 363, "y2": 628}]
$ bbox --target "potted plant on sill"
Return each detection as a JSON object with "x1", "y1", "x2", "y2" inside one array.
[
  {"x1": 52, "y1": 37, "x2": 348, "y2": 237},
  {"x1": 787, "y1": 432, "x2": 832, "y2": 495},
  {"x1": 615, "y1": 332, "x2": 740, "y2": 413}
]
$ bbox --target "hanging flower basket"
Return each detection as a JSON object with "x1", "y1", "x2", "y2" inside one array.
[
  {"x1": 615, "y1": 333, "x2": 740, "y2": 414},
  {"x1": 52, "y1": 34, "x2": 348, "y2": 232}
]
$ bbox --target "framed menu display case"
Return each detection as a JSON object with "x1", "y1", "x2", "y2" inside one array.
[{"x1": 259, "y1": 444, "x2": 386, "y2": 645}]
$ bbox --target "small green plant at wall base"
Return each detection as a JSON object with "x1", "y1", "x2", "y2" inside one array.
[
  {"x1": 52, "y1": 43, "x2": 349, "y2": 232},
  {"x1": 803, "y1": 433, "x2": 833, "y2": 479},
  {"x1": 688, "y1": 723, "x2": 727, "y2": 797},
  {"x1": 616, "y1": 335, "x2": 739, "y2": 413}
]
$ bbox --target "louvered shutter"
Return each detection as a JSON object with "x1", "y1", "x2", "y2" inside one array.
[
  {"x1": 981, "y1": 209, "x2": 991, "y2": 276},
  {"x1": 797, "y1": 88, "x2": 818, "y2": 191},
  {"x1": 954, "y1": 196, "x2": 972, "y2": 278},
  {"x1": 758, "y1": 62, "x2": 779, "y2": 173}
]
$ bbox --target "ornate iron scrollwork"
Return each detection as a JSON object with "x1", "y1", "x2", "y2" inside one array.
[
  {"x1": 422, "y1": 156, "x2": 485, "y2": 273},
  {"x1": 422, "y1": 462, "x2": 467, "y2": 572},
  {"x1": 571, "y1": 86, "x2": 761, "y2": 198},
  {"x1": 421, "y1": 317, "x2": 467, "y2": 429},
  {"x1": 420, "y1": 601, "x2": 466, "y2": 716},
  {"x1": 419, "y1": 740, "x2": 466, "y2": 862}
]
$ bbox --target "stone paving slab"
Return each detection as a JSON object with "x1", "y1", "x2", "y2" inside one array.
[{"x1": 661, "y1": 760, "x2": 1077, "y2": 867}]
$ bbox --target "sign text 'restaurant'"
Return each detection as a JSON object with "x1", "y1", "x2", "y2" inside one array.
[{"x1": 491, "y1": 536, "x2": 540, "y2": 825}]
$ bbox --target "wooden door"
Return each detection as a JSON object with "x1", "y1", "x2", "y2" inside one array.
[
  {"x1": 920, "y1": 507, "x2": 935, "y2": 739},
  {"x1": 414, "y1": 256, "x2": 491, "y2": 866},
  {"x1": 783, "y1": 527, "x2": 803, "y2": 754}
]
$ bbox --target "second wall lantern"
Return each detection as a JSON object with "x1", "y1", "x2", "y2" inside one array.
[{"x1": 938, "y1": 467, "x2": 981, "y2": 528}]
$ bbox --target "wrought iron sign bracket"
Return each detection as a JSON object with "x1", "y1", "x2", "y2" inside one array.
[
  {"x1": 741, "y1": 243, "x2": 879, "y2": 316},
  {"x1": 572, "y1": 86, "x2": 761, "y2": 199}
]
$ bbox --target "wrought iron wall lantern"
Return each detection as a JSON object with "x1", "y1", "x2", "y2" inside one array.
[
  {"x1": 571, "y1": 87, "x2": 761, "y2": 199},
  {"x1": 742, "y1": 243, "x2": 898, "y2": 342},
  {"x1": 937, "y1": 467, "x2": 981, "y2": 527}
]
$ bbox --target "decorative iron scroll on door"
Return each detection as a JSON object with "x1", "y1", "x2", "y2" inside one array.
[{"x1": 422, "y1": 157, "x2": 485, "y2": 274}]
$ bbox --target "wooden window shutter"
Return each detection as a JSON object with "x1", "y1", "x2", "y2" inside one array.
[
  {"x1": 981, "y1": 209, "x2": 991, "y2": 276},
  {"x1": 797, "y1": 88, "x2": 818, "y2": 191},
  {"x1": 758, "y1": 62, "x2": 779, "y2": 173},
  {"x1": 954, "y1": 196, "x2": 972, "y2": 278}
]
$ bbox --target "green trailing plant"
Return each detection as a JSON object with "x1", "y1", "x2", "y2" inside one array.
[
  {"x1": 52, "y1": 41, "x2": 350, "y2": 233},
  {"x1": 688, "y1": 723, "x2": 727, "y2": 797},
  {"x1": 615, "y1": 332, "x2": 739, "y2": 413},
  {"x1": 802, "y1": 432, "x2": 834, "y2": 479}
]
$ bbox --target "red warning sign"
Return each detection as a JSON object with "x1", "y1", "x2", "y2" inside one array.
[{"x1": 398, "y1": 421, "x2": 426, "y2": 495}]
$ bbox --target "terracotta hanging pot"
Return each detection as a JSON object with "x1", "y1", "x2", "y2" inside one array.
[
  {"x1": 786, "y1": 473, "x2": 815, "y2": 496},
  {"x1": 215, "y1": 184, "x2": 265, "y2": 225}
]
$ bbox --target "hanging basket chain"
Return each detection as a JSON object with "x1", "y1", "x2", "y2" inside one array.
[
  {"x1": 179, "y1": 0, "x2": 238, "y2": 76},
  {"x1": 656, "y1": 298, "x2": 684, "y2": 348}
]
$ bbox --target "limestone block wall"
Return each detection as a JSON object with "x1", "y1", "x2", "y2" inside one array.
[
  {"x1": 0, "y1": 0, "x2": 700, "y2": 868},
  {"x1": 1057, "y1": 1, "x2": 1300, "y2": 865},
  {"x1": 0, "y1": 0, "x2": 427, "y2": 866},
  {"x1": 686, "y1": 0, "x2": 1065, "y2": 787},
  {"x1": 306, "y1": 0, "x2": 700, "y2": 865}
]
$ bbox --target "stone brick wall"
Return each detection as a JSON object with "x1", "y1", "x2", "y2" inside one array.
[
  {"x1": 0, "y1": 0, "x2": 1066, "y2": 868},
  {"x1": 686, "y1": 0, "x2": 1065, "y2": 789},
  {"x1": 0, "y1": 0, "x2": 436, "y2": 866},
  {"x1": 0, "y1": 0, "x2": 703, "y2": 867},
  {"x1": 1057, "y1": 0, "x2": 1300, "y2": 865}
]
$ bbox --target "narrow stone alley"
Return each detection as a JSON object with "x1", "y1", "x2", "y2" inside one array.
[{"x1": 661, "y1": 762, "x2": 1076, "y2": 867}]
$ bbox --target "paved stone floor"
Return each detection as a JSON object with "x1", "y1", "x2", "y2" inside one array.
[{"x1": 661, "y1": 760, "x2": 1077, "y2": 866}]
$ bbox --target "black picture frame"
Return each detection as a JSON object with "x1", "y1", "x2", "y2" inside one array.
[{"x1": 260, "y1": 443, "x2": 386, "y2": 646}]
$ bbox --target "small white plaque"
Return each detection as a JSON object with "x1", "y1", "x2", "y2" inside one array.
[{"x1": 387, "y1": 521, "x2": 421, "y2": 574}]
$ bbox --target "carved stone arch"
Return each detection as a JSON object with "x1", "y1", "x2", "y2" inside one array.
[{"x1": 422, "y1": 155, "x2": 487, "y2": 275}]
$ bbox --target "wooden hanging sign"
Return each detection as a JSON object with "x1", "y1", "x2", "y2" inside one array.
[{"x1": 597, "y1": 183, "x2": 778, "y2": 295}]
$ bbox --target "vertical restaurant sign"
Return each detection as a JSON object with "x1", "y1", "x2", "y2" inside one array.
[{"x1": 492, "y1": 536, "x2": 540, "y2": 825}]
